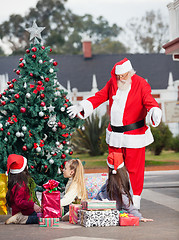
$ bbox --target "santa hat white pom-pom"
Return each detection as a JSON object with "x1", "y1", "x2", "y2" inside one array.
[{"x1": 112, "y1": 169, "x2": 117, "y2": 174}]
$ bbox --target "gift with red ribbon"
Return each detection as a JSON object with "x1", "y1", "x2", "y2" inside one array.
[{"x1": 42, "y1": 180, "x2": 61, "y2": 218}]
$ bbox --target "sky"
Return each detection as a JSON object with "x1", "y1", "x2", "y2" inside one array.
[
  {"x1": 1, "y1": 0, "x2": 171, "y2": 27},
  {"x1": 0, "y1": 0, "x2": 171, "y2": 54}
]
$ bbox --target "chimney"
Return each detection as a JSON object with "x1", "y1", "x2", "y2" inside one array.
[{"x1": 82, "y1": 36, "x2": 92, "y2": 59}]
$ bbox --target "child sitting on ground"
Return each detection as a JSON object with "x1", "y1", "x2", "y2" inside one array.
[
  {"x1": 61, "y1": 159, "x2": 87, "y2": 221},
  {"x1": 5, "y1": 154, "x2": 41, "y2": 225},
  {"x1": 95, "y1": 152, "x2": 153, "y2": 222}
]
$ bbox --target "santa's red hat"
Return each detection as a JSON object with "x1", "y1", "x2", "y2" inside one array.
[
  {"x1": 107, "y1": 152, "x2": 124, "y2": 174},
  {"x1": 7, "y1": 154, "x2": 27, "y2": 174},
  {"x1": 115, "y1": 58, "x2": 133, "y2": 75}
]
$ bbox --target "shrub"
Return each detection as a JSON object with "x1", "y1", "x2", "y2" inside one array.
[{"x1": 147, "y1": 122, "x2": 173, "y2": 155}]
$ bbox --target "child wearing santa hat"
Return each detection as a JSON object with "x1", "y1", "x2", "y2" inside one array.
[
  {"x1": 95, "y1": 152, "x2": 153, "y2": 222},
  {"x1": 5, "y1": 154, "x2": 41, "y2": 224}
]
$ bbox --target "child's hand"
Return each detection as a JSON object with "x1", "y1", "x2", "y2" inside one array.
[
  {"x1": 141, "y1": 218, "x2": 153, "y2": 222},
  {"x1": 34, "y1": 203, "x2": 42, "y2": 213}
]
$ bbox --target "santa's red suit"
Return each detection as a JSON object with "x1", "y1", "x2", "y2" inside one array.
[{"x1": 68, "y1": 58, "x2": 162, "y2": 209}]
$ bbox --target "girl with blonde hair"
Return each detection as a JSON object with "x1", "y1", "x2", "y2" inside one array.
[{"x1": 61, "y1": 159, "x2": 87, "y2": 221}]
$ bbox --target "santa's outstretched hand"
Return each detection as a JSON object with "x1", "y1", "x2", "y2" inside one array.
[
  {"x1": 148, "y1": 107, "x2": 162, "y2": 127},
  {"x1": 67, "y1": 105, "x2": 83, "y2": 118}
]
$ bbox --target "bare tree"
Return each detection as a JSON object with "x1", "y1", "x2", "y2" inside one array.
[{"x1": 126, "y1": 10, "x2": 169, "y2": 53}]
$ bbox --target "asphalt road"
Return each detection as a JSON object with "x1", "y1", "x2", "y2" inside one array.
[{"x1": 0, "y1": 170, "x2": 179, "y2": 240}]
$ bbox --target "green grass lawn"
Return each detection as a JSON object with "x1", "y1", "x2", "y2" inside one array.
[{"x1": 73, "y1": 151, "x2": 179, "y2": 169}]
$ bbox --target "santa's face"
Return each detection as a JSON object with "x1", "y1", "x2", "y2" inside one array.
[{"x1": 116, "y1": 72, "x2": 131, "y2": 90}]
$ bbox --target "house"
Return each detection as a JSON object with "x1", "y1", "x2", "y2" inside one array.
[{"x1": 0, "y1": 38, "x2": 179, "y2": 136}]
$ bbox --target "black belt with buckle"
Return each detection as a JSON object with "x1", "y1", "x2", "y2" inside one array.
[{"x1": 111, "y1": 119, "x2": 145, "y2": 133}]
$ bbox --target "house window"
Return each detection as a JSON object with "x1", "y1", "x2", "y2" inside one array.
[
  {"x1": 77, "y1": 96, "x2": 83, "y2": 101},
  {"x1": 152, "y1": 94, "x2": 160, "y2": 98}
]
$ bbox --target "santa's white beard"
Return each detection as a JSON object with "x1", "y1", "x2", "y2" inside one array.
[{"x1": 117, "y1": 77, "x2": 131, "y2": 90}]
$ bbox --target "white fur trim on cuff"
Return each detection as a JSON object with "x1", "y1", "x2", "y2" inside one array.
[{"x1": 77, "y1": 100, "x2": 94, "y2": 119}]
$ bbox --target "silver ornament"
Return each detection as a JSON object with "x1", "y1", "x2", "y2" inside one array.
[
  {"x1": 4, "y1": 137, "x2": 8, "y2": 141},
  {"x1": 36, "y1": 147, "x2": 41, "y2": 152},
  {"x1": 20, "y1": 132, "x2": 24, "y2": 137},
  {"x1": 57, "y1": 168, "x2": 61, "y2": 174},
  {"x1": 52, "y1": 127, "x2": 57, "y2": 132},
  {"x1": 16, "y1": 132, "x2": 21, "y2": 137},
  {"x1": 66, "y1": 141, "x2": 70, "y2": 145},
  {"x1": 56, "y1": 141, "x2": 60, "y2": 146},
  {"x1": 39, "y1": 111, "x2": 44, "y2": 117},
  {"x1": 49, "y1": 159, "x2": 54, "y2": 164},
  {"x1": 26, "y1": 93, "x2": 31, "y2": 98},
  {"x1": 0, "y1": 123, "x2": 3, "y2": 128},
  {"x1": 49, "y1": 68, "x2": 54, "y2": 73},
  {"x1": 61, "y1": 107, "x2": 65, "y2": 112},
  {"x1": 39, "y1": 60, "x2": 43, "y2": 64},
  {"x1": 22, "y1": 126, "x2": 27, "y2": 131},
  {"x1": 65, "y1": 149, "x2": 69, "y2": 154}
]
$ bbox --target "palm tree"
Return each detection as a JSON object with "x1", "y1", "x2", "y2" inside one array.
[{"x1": 72, "y1": 113, "x2": 109, "y2": 156}]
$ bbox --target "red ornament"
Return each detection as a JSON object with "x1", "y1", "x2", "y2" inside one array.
[
  {"x1": 14, "y1": 94, "x2": 20, "y2": 99},
  {"x1": 58, "y1": 121, "x2": 62, "y2": 127},
  {"x1": 31, "y1": 47, "x2": 37, "y2": 52},
  {"x1": 62, "y1": 141, "x2": 66, "y2": 145},
  {"x1": 19, "y1": 62, "x2": 24, "y2": 68},
  {"x1": 0, "y1": 94, "x2": 2, "y2": 98},
  {"x1": 32, "y1": 54, "x2": 36, "y2": 59},
  {"x1": 10, "y1": 100, "x2": 15, "y2": 103},
  {"x1": 45, "y1": 77, "x2": 49, "y2": 82},
  {"x1": 0, "y1": 128, "x2": 3, "y2": 131},
  {"x1": 19, "y1": 58, "x2": 23, "y2": 62},
  {"x1": 30, "y1": 73, "x2": 33, "y2": 77},
  {"x1": 9, "y1": 84, "x2": 14, "y2": 89},
  {"x1": 61, "y1": 154, "x2": 66, "y2": 159},
  {"x1": 31, "y1": 165, "x2": 34, "y2": 169},
  {"x1": 65, "y1": 99, "x2": 69, "y2": 102},
  {"x1": 37, "y1": 80, "x2": 43, "y2": 85},
  {"x1": 40, "y1": 93, "x2": 45, "y2": 99},
  {"x1": 7, "y1": 132, "x2": 11, "y2": 136},
  {"x1": 16, "y1": 70, "x2": 20, "y2": 75},
  {"x1": 12, "y1": 78, "x2": 17, "y2": 83},
  {"x1": 53, "y1": 153, "x2": 57, "y2": 156},
  {"x1": 20, "y1": 107, "x2": 26, "y2": 113},
  {"x1": 40, "y1": 102, "x2": 46, "y2": 107},
  {"x1": 22, "y1": 146, "x2": 28, "y2": 151},
  {"x1": 41, "y1": 46, "x2": 45, "y2": 50},
  {"x1": 69, "y1": 151, "x2": 73, "y2": 155},
  {"x1": 43, "y1": 115, "x2": 49, "y2": 119},
  {"x1": 44, "y1": 165, "x2": 48, "y2": 169},
  {"x1": 3, "y1": 92, "x2": 6, "y2": 95},
  {"x1": 26, "y1": 49, "x2": 30, "y2": 53},
  {"x1": 53, "y1": 61, "x2": 58, "y2": 66},
  {"x1": 64, "y1": 103, "x2": 68, "y2": 108},
  {"x1": 62, "y1": 124, "x2": 66, "y2": 129},
  {"x1": 50, "y1": 48, "x2": 52, "y2": 52},
  {"x1": 7, "y1": 81, "x2": 11, "y2": 85},
  {"x1": 1, "y1": 101, "x2": 6, "y2": 106}
]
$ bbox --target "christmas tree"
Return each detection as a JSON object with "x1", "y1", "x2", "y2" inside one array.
[{"x1": 0, "y1": 21, "x2": 83, "y2": 189}]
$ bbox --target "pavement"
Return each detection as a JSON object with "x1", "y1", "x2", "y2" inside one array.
[{"x1": 0, "y1": 170, "x2": 179, "y2": 240}]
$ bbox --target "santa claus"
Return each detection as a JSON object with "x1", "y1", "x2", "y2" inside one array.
[{"x1": 67, "y1": 58, "x2": 162, "y2": 209}]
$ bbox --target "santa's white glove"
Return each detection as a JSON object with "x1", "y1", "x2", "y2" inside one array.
[
  {"x1": 148, "y1": 107, "x2": 162, "y2": 127},
  {"x1": 67, "y1": 104, "x2": 83, "y2": 119}
]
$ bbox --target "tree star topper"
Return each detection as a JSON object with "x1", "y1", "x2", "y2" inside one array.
[{"x1": 26, "y1": 21, "x2": 45, "y2": 41}]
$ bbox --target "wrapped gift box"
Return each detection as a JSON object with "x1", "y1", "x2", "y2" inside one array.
[
  {"x1": 119, "y1": 212, "x2": 139, "y2": 226},
  {"x1": 85, "y1": 173, "x2": 108, "y2": 199},
  {"x1": 81, "y1": 200, "x2": 116, "y2": 210},
  {"x1": 69, "y1": 204, "x2": 82, "y2": 224},
  {"x1": 42, "y1": 180, "x2": 61, "y2": 218},
  {"x1": 80, "y1": 209, "x2": 119, "y2": 227},
  {"x1": 0, "y1": 174, "x2": 8, "y2": 215},
  {"x1": 39, "y1": 218, "x2": 60, "y2": 227}
]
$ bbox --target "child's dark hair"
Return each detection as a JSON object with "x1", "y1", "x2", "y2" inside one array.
[
  {"x1": 107, "y1": 166, "x2": 133, "y2": 206},
  {"x1": 6, "y1": 166, "x2": 30, "y2": 207}
]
